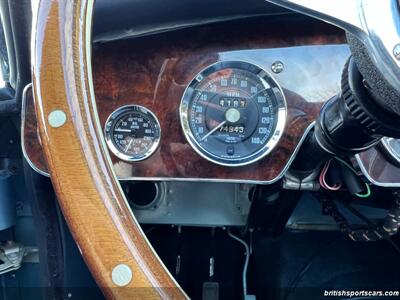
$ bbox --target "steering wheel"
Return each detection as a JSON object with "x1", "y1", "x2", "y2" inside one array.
[
  {"x1": 266, "y1": 0, "x2": 400, "y2": 116},
  {"x1": 31, "y1": 0, "x2": 399, "y2": 299},
  {"x1": 32, "y1": 0, "x2": 188, "y2": 299}
]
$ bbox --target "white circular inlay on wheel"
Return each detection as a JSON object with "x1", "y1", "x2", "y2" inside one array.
[
  {"x1": 48, "y1": 110, "x2": 67, "y2": 128},
  {"x1": 111, "y1": 264, "x2": 133, "y2": 286}
]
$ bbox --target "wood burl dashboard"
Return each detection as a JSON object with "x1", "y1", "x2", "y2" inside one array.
[{"x1": 23, "y1": 17, "x2": 353, "y2": 183}]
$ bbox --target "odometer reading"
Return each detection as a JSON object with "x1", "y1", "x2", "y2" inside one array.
[
  {"x1": 105, "y1": 105, "x2": 161, "y2": 162},
  {"x1": 180, "y1": 61, "x2": 287, "y2": 166}
]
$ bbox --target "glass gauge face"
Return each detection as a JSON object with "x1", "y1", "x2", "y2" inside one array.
[
  {"x1": 180, "y1": 61, "x2": 287, "y2": 166},
  {"x1": 381, "y1": 137, "x2": 400, "y2": 166},
  {"x1": 105, "y1": 105, "x2": 161, "y2": 162}
]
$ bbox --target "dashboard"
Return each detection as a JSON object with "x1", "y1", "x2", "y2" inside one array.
[
  {"x1": 93, "y1": 17, "x2": 347, "y2": 183},
  {"x1": 21, "y1": 16, "x2": 400, "y2": 186},
  {"x1": 106, "y1": 60, "x2": 288, "y2": 167}
]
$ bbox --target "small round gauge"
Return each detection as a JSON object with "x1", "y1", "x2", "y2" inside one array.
[
  {"x1": 104, "y1": 105, "x2": 161, "y2": 162},
  {"x1": 180, "y1": 61, "x2": 287, "y2": 166},
  {"x1": 381, "y1": 137, "x2": 400, "y2": 166}
]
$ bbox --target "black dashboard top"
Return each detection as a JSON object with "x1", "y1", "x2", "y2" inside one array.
[{"x1": 92, "y1": 0, "x2": 291, "y2": 42}]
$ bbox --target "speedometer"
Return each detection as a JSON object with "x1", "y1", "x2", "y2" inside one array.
[
  {"x1": 104, "y1": 105, "x2": 161, "y2": 162},
  {"x1": 180, "y1": 61, "x2": 287, "y2": 166}
]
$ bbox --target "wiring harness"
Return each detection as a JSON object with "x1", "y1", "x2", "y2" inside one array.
[
  {"x1": 318, "y1": 190, "x2": 400, "y2": 242},
  {"x1": 319, "y1": 157, "x2": 371, "y2": 197}
]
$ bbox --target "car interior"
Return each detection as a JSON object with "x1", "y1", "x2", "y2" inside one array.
[{"x1": 0, "y1": 0, "x2": 400, "y2": 299}]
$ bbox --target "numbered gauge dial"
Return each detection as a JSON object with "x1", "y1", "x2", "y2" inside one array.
[
  {"x1": 180, "y1": 61, "x2": 287, "y2": 166},
  {"x1": 104, "y1": 105, "x2": 161, "y2": 162}
]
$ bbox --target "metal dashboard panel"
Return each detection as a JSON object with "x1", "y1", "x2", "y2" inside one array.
[
  {"x1": 131, "y1": 182, "x2": 252, "y2": 226},
  {"x1": 355, "y1": 148, "x2": 400, "y2": 187}
]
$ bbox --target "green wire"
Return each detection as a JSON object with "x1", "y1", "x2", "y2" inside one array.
[
  {"x1": 355, "y1": 184, "x2": 371, "y2": 198},
  {"x1": 334, "y1": 157, "x2": 372, "y2": 198}
]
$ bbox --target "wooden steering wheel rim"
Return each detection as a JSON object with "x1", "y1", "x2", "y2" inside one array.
[{"x1": 32, "y1": 0, "x2": 188, "y2": 299}]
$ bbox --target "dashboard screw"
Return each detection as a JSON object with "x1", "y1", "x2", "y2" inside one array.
[
  {"x1": 271, "y1": 61, "x2": 284, "y2": 74},
  {"x1": 394, "y1": 44, "x2": 400, "y2": 60}
]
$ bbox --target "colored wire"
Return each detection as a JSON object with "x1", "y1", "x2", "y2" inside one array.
[
  {"x1": 334, "y1": 157, "x2": 371, "y2": 198},
  {"x1": 319, "y1": 159, "x2": 341, "y2": 191},
  {"x1": 323, "y1": 160, "x2": 341, "y2": 190},
  {"x1": 355, "y1": 184, "x2": 371, "y2": 198}
]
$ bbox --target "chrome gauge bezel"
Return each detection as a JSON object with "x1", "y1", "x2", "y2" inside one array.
[
  {"x1": 381, "y1": 137, "x2": 400, "y2": 166},
  {"x1": 180, "y1": 60, "x2": 287, "y2": 167},
  {"x1": 104, "y1": 105, "x2": 161, "y2": 162}
]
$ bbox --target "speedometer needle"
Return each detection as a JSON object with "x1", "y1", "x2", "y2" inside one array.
[
  {"x1": 115, "y1": 128, "x2": 132, "y2": 133},
  {"x1": 124, "y1": 138, "x2": 133, "y2": 153},
  {"x1": 200, "y1": 120, "x2": 227, "y2": 141}
]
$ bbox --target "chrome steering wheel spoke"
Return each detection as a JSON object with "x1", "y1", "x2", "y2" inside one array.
[{"x1": 266, "y1": 0, "x2": 400, "y2": 92}]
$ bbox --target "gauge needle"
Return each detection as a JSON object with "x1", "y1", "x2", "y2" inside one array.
[
  {"x1": 124, "y1": 138, "x2": 133, "y2": 153},
  {"x1": 200, "y1": 120, "x2": 227, "y2": 141},
  {"x1": 115, "y1": 128, "x2": 132, "y2": 133}
]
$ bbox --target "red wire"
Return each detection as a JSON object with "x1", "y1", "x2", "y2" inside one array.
[{"x1": 319, "y1": 159, "x2": 341, "y2": 191}]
